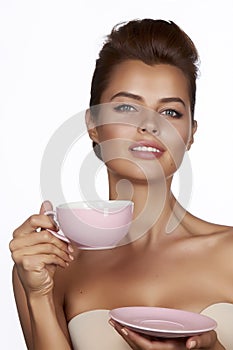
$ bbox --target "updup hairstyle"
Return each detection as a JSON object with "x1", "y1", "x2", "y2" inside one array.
[{"x1": 89, "y1": 18, "x2": 199, "y2": 156}]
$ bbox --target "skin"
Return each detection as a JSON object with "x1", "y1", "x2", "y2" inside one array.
[{"x1": 9, "y1": 61, "x2": 233, "y2": 350}]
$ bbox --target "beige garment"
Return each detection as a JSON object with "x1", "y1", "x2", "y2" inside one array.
[
  {"x1": 68, "y1": 309, "x2": 131, "y2": 350},
  {"x1": 68, "y1": 304, "x2": 233, "y2": 350},
  {"x1": 201, "y1": 303, "x2": 233, "y2": 349}
]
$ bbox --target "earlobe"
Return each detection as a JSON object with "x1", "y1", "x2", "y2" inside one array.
[
  {"x1": 187, "y1": 120, "x2": 198, "y2": 150},
  {"x1": 85, "y1": 109, "x2": 99, "y2": 143}
]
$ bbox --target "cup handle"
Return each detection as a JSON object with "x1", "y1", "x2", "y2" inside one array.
[{"x1": 44, "y1": 210, "x2": 70, "y2": 243}]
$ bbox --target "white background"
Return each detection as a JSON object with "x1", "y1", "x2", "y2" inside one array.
[{"x1": 1, "y1": 0, "x2": 233, "y2": 348}]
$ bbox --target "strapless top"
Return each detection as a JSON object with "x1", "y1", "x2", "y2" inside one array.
[{"x1": 68, "y1": 303, "x2": 233, "y2": 349}]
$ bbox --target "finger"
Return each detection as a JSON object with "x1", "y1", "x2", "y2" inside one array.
[
  {"x1": 123, "y1": 329, "x2": 179, "y2": 350},
  {"x1": 109, "y1": 320, "x2": 178, "y2": 350},
  {"x1": 13, "y1": 214, "x2": 58, "y2": 238},
  {"x1": 19, "y1": 253, "x2": 70, "y2": 270},
  {"x1": 12, "y1": 201, "x2": 54, "y2": 239},
  {"x1": 109, "y1": 320, "x2": 139, "y2": 349},
  {"x1": 186, "y1": 331, "x2": 217, "y2": 349},
  {"x1": 10, "y1": 230, "x2": 71, "y2": 255},
  {"x1": 39, "y1": 200, "x2": 59, "y2": 233},
  {"x1": 39, "y1": 200, "x2": 53, "y2": 215},
  {"x1": 12, "y1": 241, "x2": 73, "y2": 265}
]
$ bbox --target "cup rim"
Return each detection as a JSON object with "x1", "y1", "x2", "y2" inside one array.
[{"x1": 56, "y1": 200, "x2": 133, "y2": 210}]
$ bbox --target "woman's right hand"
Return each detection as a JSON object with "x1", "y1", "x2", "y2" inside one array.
[
  {"x1": 9, "y1": 201, "x2": 74, "y2": 297},
  {"x1": 109, "y1": 320, "x2": 225, "y2": 350}
]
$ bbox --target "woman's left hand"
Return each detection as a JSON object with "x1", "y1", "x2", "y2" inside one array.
[{"x1": 109, "y1": 319, "x2": 223, "y2": 349}]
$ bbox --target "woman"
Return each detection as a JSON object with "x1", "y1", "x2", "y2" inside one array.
[{"x1": 9, "y1": 19, "x2": 233, "y2": 349}]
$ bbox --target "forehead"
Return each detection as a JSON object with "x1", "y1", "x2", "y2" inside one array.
[{"x1": 100, "y1": 60, "x2": 190, "y2": 106}]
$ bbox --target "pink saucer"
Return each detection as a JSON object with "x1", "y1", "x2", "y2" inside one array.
[{"x1": 109, "y1": 306, "x2": 217, "y2": 338}]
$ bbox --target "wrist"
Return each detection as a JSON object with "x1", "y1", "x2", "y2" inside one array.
[
  {"x1": 27, "y1": 289, "x2": 54, "y2": 302},
  {"x1": 26, "y1": 292, "x2": 71, "y2": 349},
  {"x1": 27, "y1": 292, "x2": 56, "y2": 319}
]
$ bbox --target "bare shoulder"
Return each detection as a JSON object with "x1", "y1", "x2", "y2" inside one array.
[
  {"x1": 206, "y1": 226, "x2": 233, "y2": 302},
  {"x1": 201, "y1": 225, "x2": 233, "y2": 249},
  {"x1": 182, "y1": 207, "x2": 233, "y2": 236},
  {"x1": 187, "y1": 213, "x2": 233, "y2": 252},
  {"x1": 184, "y1": 222, "x2": 233, "y2": 302},
  {"x1": 172, "y1": 195, "x2": 232, "y2": 235},
  {"x1": 181, "y1": 210, "x2": 233, "y2": 268},
  {"x1": 210, "y1": 225, "x2": 233, "y2": 248}
]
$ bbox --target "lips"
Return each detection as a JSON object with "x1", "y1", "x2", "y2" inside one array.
[{"x1": 129, "y1": 140, "x2": 165, "y2": 159}]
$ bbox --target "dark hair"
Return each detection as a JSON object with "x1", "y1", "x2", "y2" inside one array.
[
  {"x1": 90, "y1": 18, "x2": 199, "y2": 117},
  {"x1": 89, "y1": 18, "x2": 199, "y2": 156}
]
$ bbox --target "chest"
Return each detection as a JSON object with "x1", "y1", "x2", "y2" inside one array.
[{"x1": 64, "y1": 245, "x2": 211, "y2": 320}]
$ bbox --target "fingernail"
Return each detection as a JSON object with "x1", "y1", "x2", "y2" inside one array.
[
  {"x1": 108, "y1": 320, "x2": 115, "y2": 327},
  {"x1": 189, "y1": 340, "x2": 197, "y2": 349},
  {"x1": 121, "y1": 328, "x2": 128, "y2": 336},
  {"x1": 69, "y1": 254, "x2": 74, "y2": 260},
  {"x1": 68, "y1": 245, "x2": 74, "y2": 252},
  {"x1": 43, "y1": 200, "x2": 52, "y2": 211}
]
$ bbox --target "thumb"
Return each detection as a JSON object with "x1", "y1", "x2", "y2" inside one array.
[
  {"x1": 39, "y1": 200, "x2": 53, "y2": 214},
  {"x1": 186, "y1": 330, "x2": 217, "y2": 349}
]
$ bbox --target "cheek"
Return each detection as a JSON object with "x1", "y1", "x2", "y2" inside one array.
[
  {"x1": 97, "y1": 125, "x2": 134, "y2": 142},
  {"x1": 179, "y1": 125, "x2": 192, "y2": 145},
  {"x1": 96, "y1": 125, "x2": 136, "y2": 169},
  {"x1": 160, "y1": 123, "x2": 190, "y2": 172},
  {"x1": 169, "y1": 119, "x2": 191, "y2": 144},
  {"x1": 97, "y1": 128, "x2": 132, "y2": 165}
]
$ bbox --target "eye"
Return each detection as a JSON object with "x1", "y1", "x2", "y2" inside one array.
[
  {"x1": 160, "y1": 109, "x2": 182, "y2": 119},
  {"x1": 113, "y1": 104, "x2": 138, "y2": 113}
]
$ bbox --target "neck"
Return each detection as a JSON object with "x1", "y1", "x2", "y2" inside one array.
[{"x1": 107, "y1": 171, "x2": 183, "y2": 245}]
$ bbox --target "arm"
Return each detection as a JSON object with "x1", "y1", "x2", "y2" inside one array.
[
  {"x1": 13, "y1": 267, "x2": 72, "y2": 350},
  {"x1": 10, "y1": 202, "x2": 73, "y2": 350}
]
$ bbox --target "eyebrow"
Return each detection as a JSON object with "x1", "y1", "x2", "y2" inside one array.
[
  {"x1": 110, "y1": 91, "x2": 186, "y2": 107},
  {"x1": 159, "y1": 97, "x2": 186, "y2": 107},
  {"x1": 110, "y1": 91, "x2": 143, "y2": 101}
]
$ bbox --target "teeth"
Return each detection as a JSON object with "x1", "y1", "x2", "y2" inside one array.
[{"x1": 132, "y1": 146, "x2": 160, "y2": 153}]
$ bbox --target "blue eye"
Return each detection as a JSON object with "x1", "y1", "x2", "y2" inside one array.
[
  {"x1": 113, "y1": 104, "x2": 138, "y2": 113},
  {"x1": 160, "y1": 109, "x2": 182, "y2": 119}
]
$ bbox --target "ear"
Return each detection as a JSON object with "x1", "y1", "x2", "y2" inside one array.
[
  {"x1": 187, "y1": 120, "x2": 197, "y2": 150},
  {"x1": 85, "y1": 108, "x2": 99, "y2": 143}
]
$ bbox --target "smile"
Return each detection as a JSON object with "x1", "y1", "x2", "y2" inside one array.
[
  {"x1": 131, "y1": 146, "x2": 160, "y2": 153},
  {"x1": 129, "y1": 141, "x2": 165, "y2": 160}
]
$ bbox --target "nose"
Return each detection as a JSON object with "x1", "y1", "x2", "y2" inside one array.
[
  {"x1": 138, "y1": 126, "x2": 158, "y2": 134},
  {"x1": 137, "y1": 114, "x2": 160, "y2": 136}
]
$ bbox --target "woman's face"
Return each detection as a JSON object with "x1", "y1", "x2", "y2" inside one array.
[{"x1": 88, "y1": 60, "x2": 197, "y2": 182}]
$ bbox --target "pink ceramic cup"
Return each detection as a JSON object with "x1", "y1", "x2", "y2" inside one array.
[{"x1": 44, "y1": 200, "x2": 134, "y2": 249}]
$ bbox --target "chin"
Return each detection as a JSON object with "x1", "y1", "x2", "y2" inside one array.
[{"x1": 106, "y1": 158, "x2": 175, "y2": 184}]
